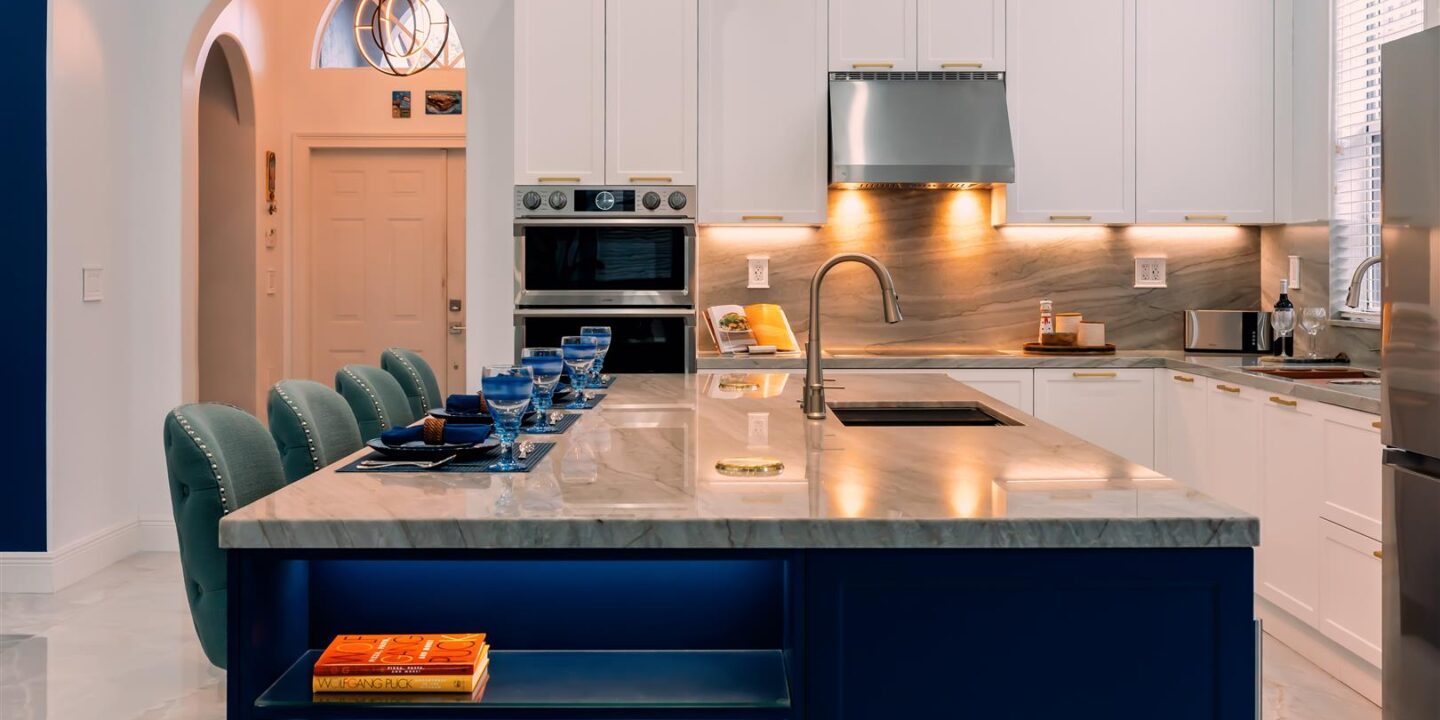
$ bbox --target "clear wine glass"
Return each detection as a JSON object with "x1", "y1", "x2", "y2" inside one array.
[
  {"x1": 1271, "y1": 308, "x2": 1296, "y2": 358},
  {"x1": 1299, "y1": 307, "x2": 1329, "y2": 360},
  {"x1": 481, "y1": 365, "x2": 534, "y2": 472},
  {"x1": 520, "y1": 347, "x2": 565, "y2": 433},
  {"x1": 560, "y1": 336, "x2": 599, "y2": 409},
  {"x1": 580, "y1": 326, "x2": 612, "y2": 389}
]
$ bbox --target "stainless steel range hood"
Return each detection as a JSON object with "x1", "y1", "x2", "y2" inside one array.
[{"x1": 829, "y1": 72, "x2": 1014, "y2": 188}]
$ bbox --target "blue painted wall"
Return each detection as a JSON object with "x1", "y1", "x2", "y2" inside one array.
[{"x1": 4, "y1": 0, "x2": 47, "y2": 551}]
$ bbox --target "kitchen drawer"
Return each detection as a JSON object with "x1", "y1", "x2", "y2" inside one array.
[
  {"x1": 1318, "y1": 519, "x2": 1383, "y2": 667},
  {"x1": 1033, "y1": 368, "x2": 1154, "y2": 467},
  {"x1": 945, "y1": 369, "x2": 1033, "y2": 414},
  {"x1": 1318, "y1": 404, "x2": 1383, "y2": 541}
]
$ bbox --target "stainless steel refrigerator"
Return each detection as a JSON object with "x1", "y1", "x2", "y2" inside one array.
[{"x1": 1382, "y1": 26, "x2": 1440, "y2": 719}]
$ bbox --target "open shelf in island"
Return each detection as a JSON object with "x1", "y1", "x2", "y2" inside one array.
[{"x1": 254, "y1": 649, "x2": 791, "y2": 718}]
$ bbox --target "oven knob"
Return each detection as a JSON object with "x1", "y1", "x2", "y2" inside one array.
[
  {"x1": 521, "y1": 191, "x2": 543, "y2": 210},
  {"x1": 595, "y1": 190, "x2": 616, "y2": 211},
  {"x1": 642, "y1": 191, "x2": 662, "y2": 210},
  {"x1": 547, "y1": 191, "x2": 568, "y2": 210},
  {"x1": 667, "y1": 191, "x2": 688, "y2": 210}
]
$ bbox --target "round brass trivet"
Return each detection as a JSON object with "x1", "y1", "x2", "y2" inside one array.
[
  {"x1": 422, "y1": 416, "x2": 447, "y2": 445},
  {"x1": 715, "y1": 457, "x2": 785, "y2": 477}
]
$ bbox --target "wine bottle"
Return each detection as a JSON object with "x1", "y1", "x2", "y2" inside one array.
[{"x1": 1274, "y1": 280, "x2": 1294, "y2": 357}]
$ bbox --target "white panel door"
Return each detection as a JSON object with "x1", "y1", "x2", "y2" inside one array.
[
  {"x1": 309, "y1": 149, "x2": 450, "y2": 390},
  {"x1": 515, "y1": 0, "x2": 606, "y2": 184},
  {"x1": 1003, "y1": 0, "x2": 1135, "y2": 224},
  {"x1": 946, "y1": 369, "x2": 1033, "y2": 414},
  {"x1": 699, "y1": 0, "x2": 828, "y2": 225},
  {"x1": 1135, "y1": 0, "x2": 1274, "y2": 224},
  {"x1": 829, "y1": 0, "x2": 917, "y2": 70},
  {"x1": 1258, "y1": 392, "x2": 1324, "y2": 624},
  {"x1": 606, "y1": 0, "x2": 698, "y2": 185},
  {"x1": 917, "y1": 0, "x2": 1005, "y2": 71},
  {"x1": 1203, "y1": 379, "x2": 1264, "y2": 517},
  {"x1": 1320, "y1": 405, "x2": 1383, "y2": 540},
  {"x1": 1154, "y1": 369, "x2": 1207, "y2": 488},
  {"x1": 1318, "y1": 519, "x2": 1383, "y2": 667},
  {"x1": 1033, "y1": 368, "x2": 1155, "y2": 467}
]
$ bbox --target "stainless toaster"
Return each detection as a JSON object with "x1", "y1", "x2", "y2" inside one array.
[{"x1": 1184, "y1": 310, "x2": 1274, "y2": 353}]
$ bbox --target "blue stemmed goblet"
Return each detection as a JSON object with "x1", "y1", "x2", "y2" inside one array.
[
  {"x1": 580, "y1": 325, "x2": 612, "y2": 388},
  {"x1": 560, "y1": 336, "x2": 599, "y2": 409},
  {"x1": 481, "y1": 365, "x2": 534, "y2": 471},
  {"x1": 521, "y1": 347, "x2": 565, "y2": 433}
]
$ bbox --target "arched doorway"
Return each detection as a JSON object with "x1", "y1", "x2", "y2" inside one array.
[{"x1": 197, "y1": 38, "x2": 258, "y2": 412}]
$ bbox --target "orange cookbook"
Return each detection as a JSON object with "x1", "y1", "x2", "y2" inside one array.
[{"x1": 314, "y1": 634, "x2": 488, "y2": 676}]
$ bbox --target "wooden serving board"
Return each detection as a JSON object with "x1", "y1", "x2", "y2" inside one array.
[{"x1": 1021, "y1": 343, "x2": 1117, "y2": 355}]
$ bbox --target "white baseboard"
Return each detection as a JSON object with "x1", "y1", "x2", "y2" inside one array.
[
  {"x1": 1258, "y1": 596, "x2": 1382, "y2": 706},
  {"x1": 0, "y1": 520, "x2": 143, "y2": 593},
  {"x1": 138, "y1": 516, "x2": 178, "y2": 552}
]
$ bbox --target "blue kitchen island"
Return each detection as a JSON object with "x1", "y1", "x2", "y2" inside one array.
[{"x1": 220, "y1": 373, "x2": 1258, "y2": 719}]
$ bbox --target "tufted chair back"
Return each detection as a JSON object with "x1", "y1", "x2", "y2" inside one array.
[
  {"x1": 381, "y1": 347, "x2": 443, "y2": 418},
  {"x1": 335, "y1": 364, "x2": 416, "y2": 442},
  {"x1": 267, "y1": 380, "x2": 364, "y2": 483},
  {"x1": 162, "y1": 403, "x2": 285, "y2": 669}
]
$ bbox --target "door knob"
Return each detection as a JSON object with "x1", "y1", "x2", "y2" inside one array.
[{"x1": 448, "y1": 324, "x2": 466, "y2": 335}]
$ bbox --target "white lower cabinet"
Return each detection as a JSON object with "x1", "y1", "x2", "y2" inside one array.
[
  {"x1": 1319, "y1": 404, "x2": 1384, "y2": 541},
  {"x1": 1154, "y1": 369, "x2": 1207, "y2": 488},
  {"x1": 1258, "y1": 391, "x2": 1325, "y2": 625},
  {"x1": 1033, "y1": 369, "x2": 1154, "y2": 467},
  {"x1": 1200, "y1": 378, "x2": 1264, "y2": 517},
  {"x1": 945, "y1": 369, "x2": 1033, "y2": 414},
  {"x1": 1318, "y1": 519, "x2": 1384, "y2": 667}
]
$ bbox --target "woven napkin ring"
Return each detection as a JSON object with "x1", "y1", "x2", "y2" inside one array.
[
  {"x1": 422, "y1": 416, "x2": 447, "y2": 445},
  {"x1": 476, "y1": 390, "x2": 488, "y2": 412}
]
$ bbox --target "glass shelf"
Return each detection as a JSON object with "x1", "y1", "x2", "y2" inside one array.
[{"x1": 255, "y1": 649, "x2": 792, "y2": 717}]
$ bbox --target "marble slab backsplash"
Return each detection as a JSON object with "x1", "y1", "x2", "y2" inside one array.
[
  {"x1": 1260, "y1": 223, "x2": 1381, "y2": 367},
  {"x1": 699, "y1": 190, "x2": 1261, "y2": 351}
]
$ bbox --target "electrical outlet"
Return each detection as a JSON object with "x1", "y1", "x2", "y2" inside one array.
[
  {"x1": 747, "y1": 412, "x2": 770, "y2": 448},
  {"x1": 1135, "y1": 257, "x2": 1167, "y2": 288},
  {"x1": 747, "y1": 256, "x2": 770, "y2": 289}
]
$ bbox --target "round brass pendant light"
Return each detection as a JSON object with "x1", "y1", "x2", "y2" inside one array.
[{"x1": 353, "y1": 0, "x2": 452, "y2": 77}]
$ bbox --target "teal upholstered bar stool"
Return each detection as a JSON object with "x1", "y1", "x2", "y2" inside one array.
[
  {"x1": 267, "y1": 380, "x2": 364, "y2": 483},
  {"x1": 335, "y1": 364, "x2": 417, "y2": 442},
  {"x1": 162, "y1": 403, "x2": 286, "y2": 669},
  {"x1": 381, "y1": 347, "x2": 442, "y2": 418}
]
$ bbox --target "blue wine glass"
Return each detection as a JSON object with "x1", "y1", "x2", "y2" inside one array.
[
  {"x1": 481, "y1": 365, "x2": 534, "y2": 471},
  {"x1": 560, "y1": 336, "x2": 599, "y2": 409},
  {"x1": 520, "y1": 347, "x2": 564, "y2": 433},
  {"x1": 580, "y1": 325, "x2": 613, "y2": 389}
]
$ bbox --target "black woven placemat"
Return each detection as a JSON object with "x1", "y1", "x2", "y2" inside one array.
[
  {"x1": 337, "y1": 442, "x2": 557, "y2": 474},
  {"x1": 556, "y1": 392, "x2": 607, "y2": 410},
  {"x1": 522, "y1": 412, "x2": 581, "y2": 435}
]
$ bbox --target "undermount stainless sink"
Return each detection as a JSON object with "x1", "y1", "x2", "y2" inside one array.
[{"x1": 828, "y1": 402, "x2": 1022, "y2": 427}]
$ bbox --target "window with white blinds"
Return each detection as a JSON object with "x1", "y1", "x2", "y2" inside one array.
[{"x1": 1332, "y1": 0, "x2": 1425, "y2": 318}]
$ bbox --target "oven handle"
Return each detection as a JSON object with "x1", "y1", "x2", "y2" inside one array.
[
  {"x1": 514, "y1": 307, "x2": 698, "y2": 318},
  {"x1": 515, "y1": 218, "x2": 697, "y2": 228}
]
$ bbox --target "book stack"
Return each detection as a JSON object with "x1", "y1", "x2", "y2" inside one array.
[{"x1": 312, "y1": 633, "x2": 490, "y2": 699}]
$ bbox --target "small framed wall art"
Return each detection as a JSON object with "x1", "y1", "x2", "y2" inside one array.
[
  {"x1": 425, "y1": 90, "x2": 462, "y2": 115},
  {"x1": 392, "y1": 91, "x2": 411, "y2": 118}
]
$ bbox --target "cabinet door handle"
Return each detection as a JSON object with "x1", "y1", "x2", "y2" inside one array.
[
  {"x1": 852, "y1": 62, "x2": 895, "y2": 69},
  {"x1": 1072, "y1": 372, "x2": 1117, "y2": 379},
  {"x1": 1173, "y1": 375, "x2": 1195, "y2": 383},
  {"x1": 537, "y1": 177, "x2": 581, "y2": 183},
  {"x1": 1373, "y1": 550, "x2": 1384, "y2": 559},
  {"x1": 1049, "y1": 214, "x2": 1093, "y2": 222},
  {"x1": 1373, "y1": 421, "x2": 1383, "y2": 430},
  {"x1": 1216, "y1": 384, "x2": 1241, "y2": 394},
  {"x1": 629, "y1": 176, "x2": 673, "y2": 183},
  {"x1": 1185, "y1": 214, "x2": 1229, "y2": 222},
  {"x1": 1269, "y1": 396, "x2": 1298, "y2": 407},
  {"x1": 941, "y1": 62, "x2": 983, "y2": 68},
  {"x1": 742, "y1": 215, "x2": 785, "y2": 222}
]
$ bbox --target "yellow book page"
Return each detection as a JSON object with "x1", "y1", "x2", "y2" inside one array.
[{"x1": 743, "y1": 304, "x2": 799, "y2": 352}]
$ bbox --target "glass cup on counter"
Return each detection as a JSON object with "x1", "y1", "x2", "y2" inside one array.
[
  {"x1": 1271, "y1": 308, "x2": 1296, "y2": 358},
  {"x1": 481, "y1": 365, "x2": 534, "y2": 471},
  {"x1": 580, "y1": 325, "x2": 613, "y2": 388},
  {"x1": 520, "y1": 347, "x2": 565, "y2": 433},
  {"x1": 1299, "y1": 307, "x2": 1329, "y2": 360},
  {"x1": 560, "y1": 336, "x2": 599, "y2": 409}
]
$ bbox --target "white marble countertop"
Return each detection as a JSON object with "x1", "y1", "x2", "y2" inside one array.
[
  {"x1": 220, "y1": 373, "x2": 1256, "y2": 551},
  {"x1": 698, "y1": 349, "x2": 1381, "y2": 414}
]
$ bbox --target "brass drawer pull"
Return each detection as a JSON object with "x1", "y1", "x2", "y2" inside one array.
[
  {"x1": 1173, "y1": 375, "x2": 1195, "y2": 383},
  {"x1": 1269, "y1": 396, "x2": 1298, "y2": 407},
  {"x1": 1049, "y1": 214, "x2": 1093, "y2": 222},
  {"x1": 629, "y1": 176, "x2": 673, "y2": 183},
  {"x1": 537, "y1": 177, "x2": 581, "y2": 183},
  {"x1": 1072, "y1": 371, "x2": 1117, "y2": 379},
  {"x1": 852, "y1": 62, "x2": 895, "y2": 69},
  {"x1": 1373, "y1": 550, "x2": 1384, "y2": 559},
  {"x1": 941, "y1": 62, "x2": 983, "y2": 68},
  {"x1": 742, "y1": 215, "x2": 784, "y2": 222},
  {"x1": 1372, "y1": 421, "x2": 1383, "y2": 430},
  {"x1": 1216, "y1": 384, "x2": 1241, "y2": 394},
  {"x1": 1185, "y1": 214, "x2": 1229, "y2": 222}
]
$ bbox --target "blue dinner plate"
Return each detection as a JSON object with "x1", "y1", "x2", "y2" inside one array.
[
  {"x1": 364, "y1": 436, "x2": 501, "y2": 460},
  {"x1": 428, "y1": 408, "x2": 540, "y2": 425}
]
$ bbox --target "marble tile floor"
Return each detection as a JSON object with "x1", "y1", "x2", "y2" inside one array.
[{"x1": 1, "y1": 552, "x2": 1380, "y2": 719}]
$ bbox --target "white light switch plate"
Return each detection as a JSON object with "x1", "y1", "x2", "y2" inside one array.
[
  {"x1": 1288, "y1": 255, "x2": 1302, "y2": 290},
  {"x1": 747, "y1": 256, "x2": 770, "y2": 289},
  {"x1": 81, "y1": 266, "x2": 104, "y2": 302},
  {"x1": 1135, "y1": 257, "x2": 1167, "y2": 288}
]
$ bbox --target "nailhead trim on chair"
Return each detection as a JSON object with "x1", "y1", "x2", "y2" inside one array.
[
  {"x1": 341, "y1": 367, "x2": 390, "y2": 430},
  {"x1": 271, "y1": 382, "x2": 321, "y2": 472},
  {"x1": 171, "y1": 409, "x2": 230, "y2": 514},
  {"x1": 387, "y1": 349, "x2": 433, "y2": 412}
]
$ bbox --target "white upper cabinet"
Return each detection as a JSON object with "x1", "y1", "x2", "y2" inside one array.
[
  {"x1": 829, "y1": 0, "x2": 917, "y2": 70},
  {"x1": 1002, "y1": 0, "x2": 1136, "y2": 224},
  {"x1": 515, "y1": 0, "x2": 606, "y2": 185},
  {"x1": 917, "y1": 0, "x2": 1005, "y2": 71},
  {"x1": 1136, "y1": 0, "x2": 1275, "y2": 224},
  {"x1": 699, "y1": 0, "x2": 828, "y2": 225},
  {"x1": 606, "y1": 0, "x2": 699, "y2": 185}
]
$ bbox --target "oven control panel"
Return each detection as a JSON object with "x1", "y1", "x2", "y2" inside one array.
[{"x1": 516, "y1": 186, "x2": 696, "y2": 219}]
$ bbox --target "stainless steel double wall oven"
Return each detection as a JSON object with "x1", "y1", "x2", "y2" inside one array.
[{"x1": 513, "y1": 185, "x2": 697, "y2": 373}]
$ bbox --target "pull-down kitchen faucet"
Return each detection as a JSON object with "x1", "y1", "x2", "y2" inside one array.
[
  {"x1": 802, "y1": 253, "x2": 904, "y2": 419},
  {"x1": 1345, "y1": 255, "x2": 1382, "y2": 309}
]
